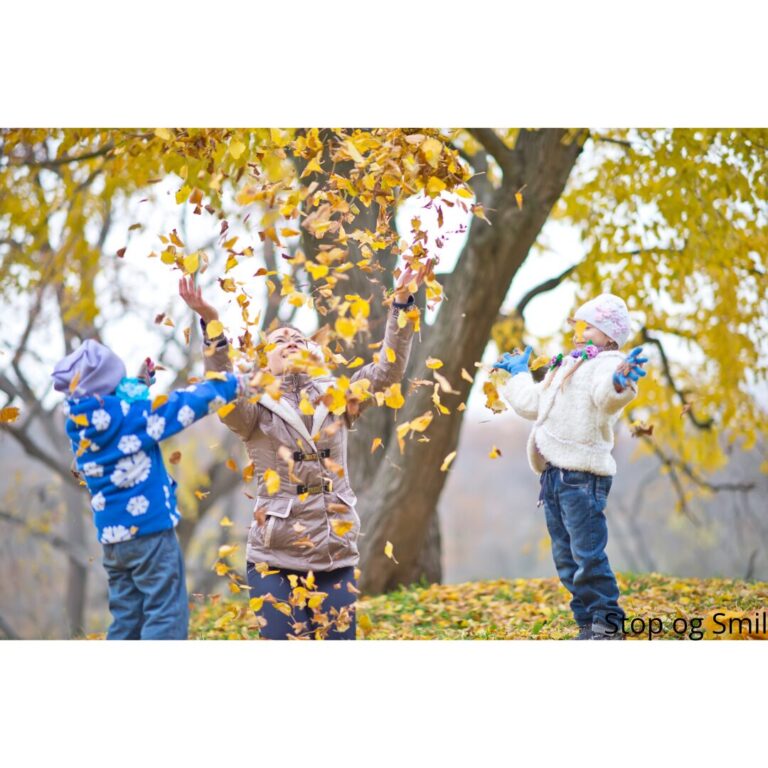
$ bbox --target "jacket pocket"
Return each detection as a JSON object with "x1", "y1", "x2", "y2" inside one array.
[{"x1": 254, "y1": 497, "x2": 293, "y2": 549}]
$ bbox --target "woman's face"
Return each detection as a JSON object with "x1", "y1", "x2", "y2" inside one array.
[
  {"x1": 573, "y1": 320, "x2": 612, "y2": 348},
  {"x1": 265, "y1": 327, "x2": 309, "y2": 375}
]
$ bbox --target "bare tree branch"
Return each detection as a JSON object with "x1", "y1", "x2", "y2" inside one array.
[
  {"x1": 516, "y1": 263, "x2": 578, "y2": 317},
  {"x1": 0, "y1": 509, "x2": 91, "y2": 567},
  {"x1": 467, "y1": 129, "x2": 519, "y2": 178},
  {"x1": 640, "y1": 327, "x2": 714, "y2": 430}
]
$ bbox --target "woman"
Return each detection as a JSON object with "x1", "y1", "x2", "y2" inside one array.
[{"x1": 179, "y1": 267, "x2": 421, "y2": 639}]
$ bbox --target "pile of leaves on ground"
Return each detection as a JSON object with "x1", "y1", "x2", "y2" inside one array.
[{"x1": 187, "y1": 572, "x2": 768, "y2": 640}]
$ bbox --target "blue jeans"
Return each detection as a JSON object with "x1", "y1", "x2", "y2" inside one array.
[
  {"x1": 101, "y1": 528, "x2": 189, "y2": 640},
  {"x1": 246, "y1": 564, "x2": 357, "y2": 640},
  {"x1": 539, "y1": 465, "x2": 624, "y2": 628}
]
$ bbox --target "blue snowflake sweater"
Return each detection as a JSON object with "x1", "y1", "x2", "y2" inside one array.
[{"x1": 64, "y1": 374, "x2": 240, "y2": 545}]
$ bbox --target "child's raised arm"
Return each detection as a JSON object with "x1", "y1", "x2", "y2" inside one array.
[
  {"x1": 179, "y1": 274, "x2": 260, "y2": 441},
  {"x1": 495, "y1": 347, "x2": 542, "y2": 421}
]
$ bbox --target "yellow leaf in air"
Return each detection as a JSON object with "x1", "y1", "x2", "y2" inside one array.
[
  {"x1": 183, "y1": 252, "x2": 200, "y2": 274},
  {"x1": 70, "y1": 413, "x2": 89, "y2": 427},
  {"x1": 243, "y1": 462, "x2": 255, "y2": 483},
  {"x1": 229, "y1": 139, "x2": 246, "y2": 159},
  {"x1": 334, "y1": 317, "x2": 357, "y2": 342},
  {"x1": 219, "y1": 516, "x2": 234, "y2": 527},
  {"x1": 385, "y1": 347, "x2": 396, "y2": 363},
  {"x1": 214, "y1": 562, "x2": 230, "y2": 576},
  {"x1": 440, "y1": 451, "x2": 457, "y2": 472},
  {"x1": 218, "y1": 544, "x2": 238, "y2": 559},
  {"x1": 420, "y1": 137, "x2": 443, "y2": 168},
  {"x1": 573, "y1": 320, "x2": 588, "y2": 343},
  {"x1": 331, "y1": 519, "x2": 354, "y2": 537},
  {"x1": 426, "y1": 176, "x2": 447, "y2": 198},
  {"x1": 515, "y1": 190, "x2": 523, "y2": 209},
  {"x1": 0, "y1": 406, "x2": 20, "y2": 424},
  {"x1": 225, "y1": 458, "x2": 238, "y2": 472},
  {"x1": 217, "y1": 402, "x2": 236, "y2": 419},
  {"x1": 263, "y1": 468, "x2": 280, "y2": 495},
  {"x1": 194, "y1": 489, "x2": 210, "y2": 500},
  {"x1": 151, "y1": 394, "x2": 168, "y2": 412},
  {"x1": 371, "y1": 437, "x2": 383, "y2": 453},
  {"x1": 347, "y1": 357, "x2": 364, "y2": 369},
  {"x1": 305, "y1": 262, "x2": 329, "y2": 281},
  {"x1": 249, "y1": 597, "x2": 264, "y2": 613},
  {"x1": 426, "y1": 357, "x2": 443, "y2": 370},
  {"x1": 384, "y1": 541, "x2": 399, "y2": 564},
  {"x1": 272, "y1": 602, "x2": 293, "y2": 616},
  {"x1": 530, "y1": 354, "x2": 550, "y2": 372},
  {"x1": 489, "y1": 446, "x2": 502, "y2": 459},
  {"x1": 299, "y1": 394, "x2": 315, "y2": 415},
  {"x1": 384, "y1": 383, "x2": 405, "y2": 410},
  {"x1": 175, "y1": 185, "x2": 191, "y2": 205},
  {"x1": 206, "y1": 320, "x2": 224, "y2": 338},
  {"x1": 409, "y1": 411, "x2": 433, "y2": 432}
]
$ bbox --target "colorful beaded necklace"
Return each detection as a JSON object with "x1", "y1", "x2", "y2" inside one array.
[{"x1": 548, "y1": 340, "x2": 603, "y2": 371}]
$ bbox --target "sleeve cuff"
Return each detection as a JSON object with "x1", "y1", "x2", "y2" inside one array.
[
  {"x1": 200, "y1": 317, "x2": 228, "y2": 349},
  {"x1": 392, "y1": 294, "x2": 416, "y2": 311}
]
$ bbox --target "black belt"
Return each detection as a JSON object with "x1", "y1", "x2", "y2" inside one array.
[
  {"x1": 296, "y1": 478, "x2": 333, "y2": 495},
  {"x1": 293, "y1": 449, "x2": 330, "y2": 462}
]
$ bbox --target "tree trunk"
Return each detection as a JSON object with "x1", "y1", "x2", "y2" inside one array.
[
  {"x1": 358, "y1": 129, "x2": 586, "y2": 594},
  {"x1": 62, "y1": 483, "x2": 89, "y2": 637}
]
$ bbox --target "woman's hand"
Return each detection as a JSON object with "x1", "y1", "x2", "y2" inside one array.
[
  {"x1": 179, "y1": 275, "x2": 219, "y2": 324},
  {"x1": 393, "y1": 258, "x2": 431, "y2": 304}
]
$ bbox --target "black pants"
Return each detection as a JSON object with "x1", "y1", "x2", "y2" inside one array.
[{"x1": 246, "y1": 564, "x2": 357, "y2": 640}]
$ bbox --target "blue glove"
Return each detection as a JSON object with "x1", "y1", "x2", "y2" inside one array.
[
  {"x1": 493, "y1": 346, "x2": 533, "y2": 377},
  {"x1": 613, "y1": 346, "x2": 648, "y2": 390}
]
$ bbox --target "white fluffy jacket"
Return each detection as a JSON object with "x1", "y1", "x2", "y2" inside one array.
[{"x1": 499, "y1": 351, "x2": 635, "y2": 477}]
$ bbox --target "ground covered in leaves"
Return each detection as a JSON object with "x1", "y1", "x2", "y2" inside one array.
[{"x1": 188, "y1": 572, "x2": 768, "y2": 640}]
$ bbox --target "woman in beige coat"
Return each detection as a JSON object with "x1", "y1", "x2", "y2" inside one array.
[{"x1": 179, "y1": 269, "x2": 421, "y2": 639}]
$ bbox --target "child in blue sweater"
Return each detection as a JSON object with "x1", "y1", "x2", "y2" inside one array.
[{"x1": 52, "y1": 339, "x2": 249, "y2": 639}]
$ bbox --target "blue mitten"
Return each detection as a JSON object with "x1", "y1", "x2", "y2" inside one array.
[
  {"x1": 493, "y1": 346, "x2": 533, "y2": 377},
  {"x1": 613, "y1": 346, "x2": 648, "y2": 390}
]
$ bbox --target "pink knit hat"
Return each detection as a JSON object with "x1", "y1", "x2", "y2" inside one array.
[{"x1": 568, "y1": 293, "x2": 631, "y2": 347}]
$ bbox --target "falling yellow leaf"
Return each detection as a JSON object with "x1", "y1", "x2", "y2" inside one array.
[
  {"x1": 194, "y1": 489, "x2": 210, "y2": 500},
  {"x1": 214, "y1": 562, "x2": 230, "y2": 576},
  {"x1": 305, "y1": 262, "x2": 329, "y2": 280},
  {"x1": 263, "y1": 468, "x2": 280, "y2": 495},
  {"x1": 219, "y1": 516, "x2": 234, "y2": 527},
  {"x1": 206, "y1": 319, "x2": 224, "y2": 338},
  {"x1": 371, "y1": 437, "x2": 383, "y2": 453},
  {"x1": 515, "y1": 190, "x2": 523, "y2": 209},
  {"x1": 530, "y1": 354, "x2": 550, "y2": 371},
  {"x1": 347, "y1": 357, "x2": 364, "y2": 369},
  {"x1": 218, "y1": 544, "x2": 238, "y2": 559},
  {"x1": 440, "y1": 451, "x2": 457, "y2": 472},
  {"x1": 0, "y1": 406, "x2": 20, "y2": 424},
  {"x1": 272, "y1": 602, "x2": 293, "y2": 617},
  {"x1": 384, "y1": 382, "x2": 405, "y2": 410},
  {"x1": 331, "y1": 519, "x2": 354, "y2": 537},
  {"x1": 151, "y1": 394, "x2": 168, "y2": 411},
  {"x1": 426, "y1": 357, "x2": 443, "y2": 370},
  {"x1": 426, "y1": 176, "x2": 447, "y2": 198},
  {"x1": 299, "y1": 394, "x2": 315, "y2": 415},
  {"x1": 420, "y1": 137, "x2": 443, "y2": 168},
  {"x1": 249, "y1": 597, "x2": 264, "y2": 613},
  {"x1": 384, "y1": 541, "x2": 399, "y2": 564},
  {"x1": 225, "y1": 458, "x2": 238, "y2": 472},
  {"x1": 489, "y1": 446, "x2": 502, "y2": 459},
  {"x1": 335, "y1": 317, "x2": 357, "y2": 342},
  {"x1": 183, "y1": 252, "x2": 200, "y2": 274},
  {"x1": 217, "y1": 402, "x2": 236, "y2": 418},
  {"x1": 385, "y1": 347, "x2": 396, "y2": 363},
  {"x1": 461, "y1": 367, "x2": 474, "y2": 383},
  {"x1": 243, "y1": 462, "x2": 255, "y2": 483}
]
